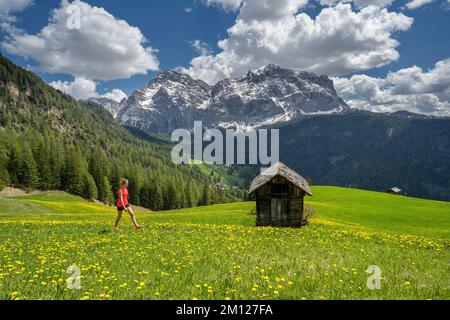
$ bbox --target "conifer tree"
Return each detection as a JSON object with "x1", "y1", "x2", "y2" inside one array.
[
  {"x1": 0, "y1": 148, "x2": 9, "y2": 189},
  {"x1": 8, "y1": 143, "x2": 22, "y2": 186},
  {"x1": 83, "y1": 171, "x2": 98, "y2": 200},
  {"x1": 37, "y1": 139, "x2": 53, "y2": 189},
  {"x1": 138, "y1": 183, "x2": 152, "y2": 209},
  {"x1": 185, "y1": 180, "x2": 194, "y2": 208},
  {"x1": 62, "y1": 147, "x2": 85, "y2": 196},
  {"x1": 179, "y1": 185, "x2": 187, "y2": 209},
  {"x1": 47, "y1": 133, "x2": 64, "y2": 189},
  {"x1": 89, "y1": 149, "x2": 109, "y2": 201},
  {"x1": 127, "y1": 167, "x2": 141, "y2": 206},
  {"x1": 153, "y1": 183, "x2": 164, "y2": 211},
  {"x1": 200, "y1": 184, "x2": 210, "y2": 206},
  {"x1": 100, "y1": 176, "x2": 114, "y2": 204},
  {"x1": 20, "y1": 142, "x2": 39, "y2": 189},
  {"x1": 164, "y1": 180, "x2": 180, "y2": 210},
  {"x1": 109, "y1": 163, "x2": 122, "y2": 198}
]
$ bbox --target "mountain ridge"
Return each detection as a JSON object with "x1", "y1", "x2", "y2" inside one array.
[{"x1": 107, "y1": 64, "x2": 348, "y2": 133}]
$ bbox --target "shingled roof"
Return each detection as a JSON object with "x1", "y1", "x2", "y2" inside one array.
[{"x1": 249, "y1": 162, "x2": 313, "y2": 196}]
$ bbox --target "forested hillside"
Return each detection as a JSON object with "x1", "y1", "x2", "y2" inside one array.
[
  {"x1": 0, "y1": 55, "x2": 243, "y2": 209},
  {"x1": 277, "y1": 111, "x2": 450, "y2": 201}
]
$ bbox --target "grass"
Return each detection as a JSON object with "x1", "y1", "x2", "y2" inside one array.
[
  {"x1": 309, "y1": 187, "x2": 450, "y2": 239},
  {"x1": 0, "y1": 187, "x2": 448, "y2": 300}
]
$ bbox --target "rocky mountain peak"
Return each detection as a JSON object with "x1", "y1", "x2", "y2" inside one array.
[
  {"x1": 94, "y1": 65, "x2": 348, "y2": 134},
  {"x1": 149, "y1": 70, "x2": 210, "y2": 90}
]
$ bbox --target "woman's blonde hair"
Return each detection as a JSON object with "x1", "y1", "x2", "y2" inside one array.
[{"x1": 120, "y1": 178, "x2": 129, "y2": 187}]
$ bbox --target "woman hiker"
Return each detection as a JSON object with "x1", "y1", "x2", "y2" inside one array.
[{"x1": 114, "y1": 178, "x2": 143, "y2": 230}]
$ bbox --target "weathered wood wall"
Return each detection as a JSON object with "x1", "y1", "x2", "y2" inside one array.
[{"x1": 255, "y1": 176, "x2": 305, "y2": 228}]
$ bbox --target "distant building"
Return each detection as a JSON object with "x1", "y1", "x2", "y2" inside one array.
[
  {"x1": 249, "y1": 162, "x2": 312, "y2": 228},
  {"x1": 215, "y1": 182, "x2": 229, "y2": 190},
  {"x1": 387, "y1": 187, "x2": 402, "y2": 195}
]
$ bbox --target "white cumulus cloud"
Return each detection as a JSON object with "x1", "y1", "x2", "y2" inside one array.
[
  {"x1": 100, "y1": 89, "x2": 128, "y2": 103},
  {"x1": 50, "y1": 77, "x2": 127, "y2": 102},
  {"x1": 404, "y1": 0, "x2": 435, "y2": 9},
  {"x1": 204, "y1": 0, "x2": 243, "y2": 11},
  {"x1": 0, "y1": 0, "x2": 33, "y2": 15},
  {"x1": 334, "y1": 58, "x2": 450, "y2": 116},
  {"x1": 50, "y1": 77, "x2": 97, "y2": 100},
  {"x1": 319, "y1": 0, "x2": 395, "y2": 9},
  {"x1": 189, "y1": 40, "x2": 213, "y2": 56},
  {"x1": 183, "y1": 2, "x2": 413, "y2": 84},
  {"x1": 2, "y1": 0, "x2": 159, "y2": 81}
]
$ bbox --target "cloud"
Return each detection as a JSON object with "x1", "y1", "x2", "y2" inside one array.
[
  {"x1": 404, "y1": 0, "x2": 435, "y2": 9},
  {"x1": 0, "y1": 0, "x2": 33, "y2": 28},
  {"x1": 189, "y1": 40, "x2": 213, "y2": 56},
  {"x1": 50, "y1": 77, "x2": 97, "y2": 100},
  {"x1": 50, "y1": 77, "x2": 126, "y2": 102},
  {"x1": 2, "y1": 0, "x2": 159, "y2": 81},
  {"x1": 0, "y1": 0, "x2": 33, "y2": 15},
  {"x1": 183, "y1": 2, "x2": 413, "y2": 84},
  {"x1": 318, "y1": 0, "x2": 395, "y2": 9},
  {"x1": 100, "y1": 89, "x2": 128, "y2": 102},
  {"x1": 334, "y1": 58, "x2": 450, "y2": 116},
  {"x1": 206, "y1": 0, "x2": 309, "y2": 15},
  {"x1": 240, "y1": 0, "x2": 309, "y2": 20},
  {"x1": 204, "y1": 0, "x2": 243, "y2": 11}
]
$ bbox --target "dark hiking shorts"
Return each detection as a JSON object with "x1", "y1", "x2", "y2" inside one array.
[{"x1": 117, "y1": 204, "x2": 131, "y2": 211}]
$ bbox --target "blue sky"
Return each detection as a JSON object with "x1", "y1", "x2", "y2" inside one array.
[
  {"x1": 0, "y1": 0, "x2": 449, "y2": 115},
  {"x1": 1, "y1": 0, "x2": 237, "y2": 94}
]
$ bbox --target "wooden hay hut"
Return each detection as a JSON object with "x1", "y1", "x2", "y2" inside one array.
[
  {"x1": 387, "y1": 187, "x2": 402, "y2": 195},
  {"x1": 249, "y1": 162, "x2": 312, "y2": 228}
]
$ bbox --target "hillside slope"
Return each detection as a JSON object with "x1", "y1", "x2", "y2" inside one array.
[
  {"x1": 309, "y1": 186, "x2": 450, "y2": 238},
  {"x1": 0, "y1": 55, "x2": 242, "y2": 209}
]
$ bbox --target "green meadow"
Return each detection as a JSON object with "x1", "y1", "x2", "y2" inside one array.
[{"x1": 0, "y1": 186, "x2": 449, "y2": 300}]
